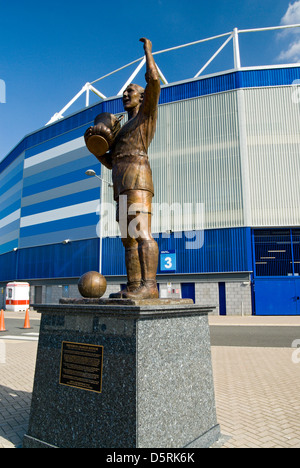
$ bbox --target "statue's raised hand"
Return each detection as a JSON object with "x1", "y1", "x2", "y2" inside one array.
[{"x1": 139, "y1": 37, "x2": 152, "y2": 53}]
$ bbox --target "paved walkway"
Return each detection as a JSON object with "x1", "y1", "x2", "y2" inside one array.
[
  {"x1": 0, "y1": 340, "x2": 37, "y2": 448},
  {"x1": 0, "y1": 312, "x2": 300, "y2": 448},
  {"x1": 213, "y1": 346, "x2": 300, "y2": 448}
]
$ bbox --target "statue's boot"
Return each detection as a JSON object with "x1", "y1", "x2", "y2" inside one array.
[
  {"x1": 109, "y1": 247, "x2": 141, "y2": 298},
  {"x1": 123, "y1": 240, "x2": 159, "y2": 300}
]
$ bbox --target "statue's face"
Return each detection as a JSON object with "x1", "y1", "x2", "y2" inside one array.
[{"x1": 123, "y1": 84, "x2": 143, "y2": 111}]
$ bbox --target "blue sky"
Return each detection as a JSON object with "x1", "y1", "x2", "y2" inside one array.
[{"x1": 1, "y1": 0, "x2": 300, "y2": 161}]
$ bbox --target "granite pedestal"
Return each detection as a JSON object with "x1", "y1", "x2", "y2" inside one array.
[{"x1": 23, "y1": 299, "x2": 220, "y2": 448}]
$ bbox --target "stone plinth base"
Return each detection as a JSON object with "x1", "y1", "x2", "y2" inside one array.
[{"x1": 23, "y1": 299, "x2": 220, "y2": 448}]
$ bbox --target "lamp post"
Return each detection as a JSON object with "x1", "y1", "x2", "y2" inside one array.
[{"x1": 85, "y1": 170, "x2": 113, "y2": 274}]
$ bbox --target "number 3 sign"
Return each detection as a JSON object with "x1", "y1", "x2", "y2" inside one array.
[{"x1": 160, "y1": 251, "x2": 176, "y2": 273}]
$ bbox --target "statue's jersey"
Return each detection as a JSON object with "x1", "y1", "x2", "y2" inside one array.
[{"x1": 109, "y1": 79, "x2": 160, "y2": 201}]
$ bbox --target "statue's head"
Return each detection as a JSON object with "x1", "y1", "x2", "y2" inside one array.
[{"x1": 123, "y1": 83, "x2": 144, "y2": 112}]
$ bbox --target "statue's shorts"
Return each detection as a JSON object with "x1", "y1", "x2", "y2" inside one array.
[{"x1": 116, "y1": 189, "x2": 153, "y2": 222}]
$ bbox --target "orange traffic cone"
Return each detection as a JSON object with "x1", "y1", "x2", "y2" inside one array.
[
  {"x1": 23, "y1": 309, "x2": 31, "y2": 329},
  {"x1": 0, "y1": 309, "x2": 6, "y2": 332}
]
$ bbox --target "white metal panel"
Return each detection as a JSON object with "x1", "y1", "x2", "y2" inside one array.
[
  {"x1": 102, "y1": 92, "x2": 243, "y2": 236},
  {"x1": 150, "y1": 93, "x2": 243, "y2": 232},
  {"x1": 24, "y1": 137, "x2": 85, "y2": 169},
  {"x1": 244, "y1": 87, "x2": 300, "y2": 227},
  {"x1": 0, "y1": 209, "x2": 21, "y2": 230},
  {"x1": 20, "y1": 201, "x2": 99, "y2": 228}
]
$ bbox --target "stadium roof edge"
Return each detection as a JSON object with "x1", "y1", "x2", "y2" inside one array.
[{"x1": 1, "y1": 63, "x2": 300, "y2": 174}]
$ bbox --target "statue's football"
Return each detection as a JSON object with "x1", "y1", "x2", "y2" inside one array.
[
  {"x1": 78, "y1": 271, "x2": 107, "y2": 298},
  {"x1": 85, "y1": 112, "x2": 123, "y2": 158}
]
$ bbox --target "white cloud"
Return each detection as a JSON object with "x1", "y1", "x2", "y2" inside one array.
[
  {"x1": 281, "y1": 1, "x2": 300, "y2": 26},
  {"x1": 277, "y1": 1, "x2": 300, "y2": 63},
  {"x1": 278, "y1": 39, "x2": 300, "y2": 61}
]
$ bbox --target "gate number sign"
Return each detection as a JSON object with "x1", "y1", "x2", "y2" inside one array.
[{"x1": 160, "y1": 251, "x2": 176, "y2": 273}]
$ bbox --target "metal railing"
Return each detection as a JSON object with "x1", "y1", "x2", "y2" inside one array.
[{"x1": 46, "y1": 24, "x2": 300, "y2": 125}]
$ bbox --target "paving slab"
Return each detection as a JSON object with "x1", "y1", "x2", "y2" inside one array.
[{"x1": 1, "y1": 316, "x2": 300, "y2": 448}]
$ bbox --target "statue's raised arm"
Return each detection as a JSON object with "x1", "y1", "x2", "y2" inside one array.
[
  {"x1": 108, "y1": 38, "x2": 161, "y2": 300},
  {"x1": 139, "y1": 38, "x2": 161, "y2": 118}
]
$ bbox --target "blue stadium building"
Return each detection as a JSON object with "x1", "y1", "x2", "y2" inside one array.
[{"x1": 1, "y1": 28, "x2": 300, "y2": 315}]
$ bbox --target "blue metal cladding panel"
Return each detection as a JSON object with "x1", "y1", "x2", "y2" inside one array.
[
  {"x1": 0, "y1": 140, "x2": 26, "y2": 174},
  {"x1": 0, "y1": 239, "x2": 98, "y2": 282},
  {"x1": 20, "y1": 127, "x2": 102, "y2": 249},
  {"x1": 102, "y1": 236, "x2": 126, "y2": 276},
  {"x1": 24, "y1": 126, "x2": 89, "y2": 160},
  {"x1": 16, "y1": 238, "x2": 99, "y2": 280},
  {"x1": 102, "y1": 227, "x2": 252, "y2": 276},
  {"x1": 21, "y1": 162, "x2": 100, "y2": 198},
  {"x1": 0, "y1": 251, "x2": 17, "y2": 282},
  {"x1": 0, "y1": 227, "x2": 251, "y2": 281},
  {"x1": 239, "y1": 67, "x2": 300, "y2": 89},
  {"x1": 0, "y1": 167, "x2": 23, "y2": 198},
  {"x1": 0, "y1": 239, "x2": 19, "y2": 257},
  {"x1": 0, "y1": 199, "x2": 20, "y2": 220},
  {"x1": 19, "y1": 98, "x2": 123, "y2": 157},
  {"x1": 2, "y1": 66, "x2": 300, "y2": 176},
  {"x1": 0, "y1": 154, "x2": 24, "y2": 255},
  {"x1": 0, "y1": 99, "x2": 123, "y2": 174},
  {"x1": 159, "y1": 72, "x2": 238, "y2": 104},
  {"x1": 21, "y1": 188, "x2": 100, "y2": 218},
  {"x1": 169, "y1": 227, "x2": 252, "y2": 274},
  {"x1": 20, "y1": 213, "x2": 99, "y2": 238}
]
